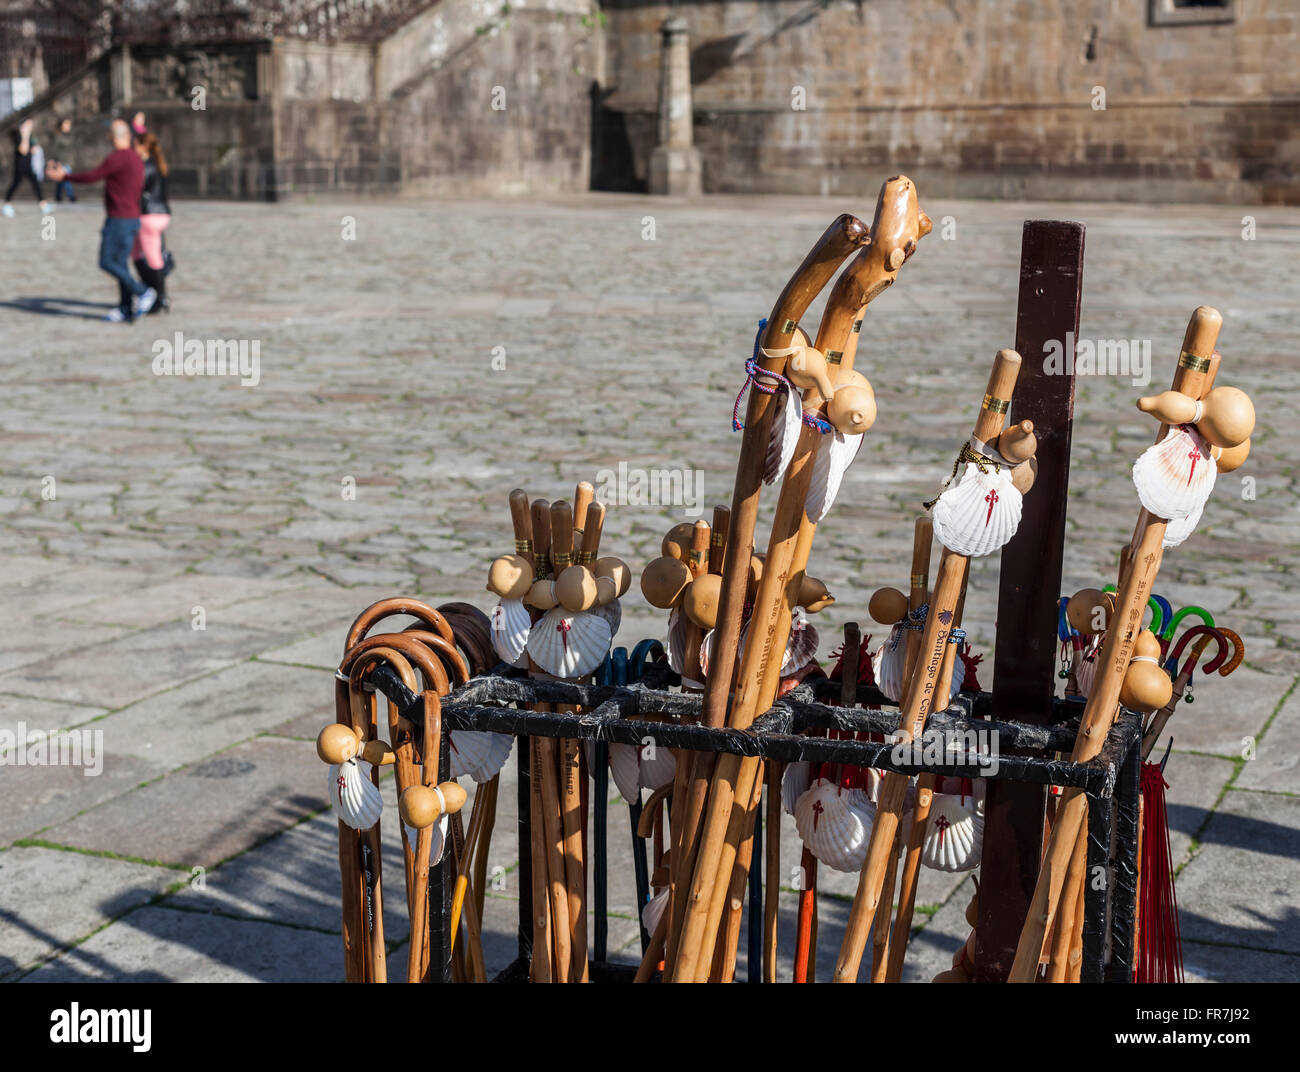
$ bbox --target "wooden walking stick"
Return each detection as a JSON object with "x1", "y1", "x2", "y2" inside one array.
[
  {"x1": 1009, "y1": 307, "x2": 1232, "y2": 981},
  {"x1": 662, "y1": 212, "x2": 869, "y2": 977},
  {"x1": 672, "y1": 179, "x2": 931, "y2": 982},
  {"x1": 835, "y1": 347, "x2": 1027, "y2": 982},
  {"x1": 762, "y1": 757, "x2": 781, "y2": 982}
]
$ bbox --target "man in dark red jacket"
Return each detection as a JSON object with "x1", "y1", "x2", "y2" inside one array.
[{"x1": 47, "y1": 118, "x2": 157, "y2": 322}]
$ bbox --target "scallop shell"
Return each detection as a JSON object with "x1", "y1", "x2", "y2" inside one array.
[
  {"x1": 490, "y1": 598, "x2": 531, "y2": 667},
  {"x1": 764, "y1": 384, "x2": 803, "y2": 484},
  {"x1": 642, "y1": 887, "x2": 669, "y2": 936},
  {"x1": 525, "y1": 607, "x2": 612, "y2": 679},
  {"x1": 1073, "y1": 652, "x2": 1098, "y2": 698},
  {"x1": 782, "y1": 607, "x2": 819, "y2": 675},
  {"x1": 666, "y1": 606, "x2": 688, "y2": 675},
  {"x1": 640, "y1": 741, "x2": 676, "y2": 791},
  {"x1": 872, "y1": 624, "x2": 909, "y2": 702},
  {"x1": 782, "y1": 760, "x2": 812, "y2": 815},
  {"x1": 699, "y1": 628, "x2": 716, "y2": 679},
  {"x1": 448, "y1": 730, "x2": 514, "y2": 783},
  {"x1": 329, "y1": 758, "x2": 382, "y2": 830},
  {"x1": 931, "y1": 463, "x2": 1023, "y2": 558},
  {"x1": 607, "y1": 742, "x2": 641, "y2": 802},
  {"x1": 1162, "y1": 499, "x2": 1204, "y2": 549},
  {"x1": 794, "y1": 778, "x2": 876, "y2": 873},
  {"x1": 805, "y1": 430, "x2": 864, "y2": 523},
  {"x1": 404, "y1": 814, "x2": 450, "y2": 866},
  {"x1": 1132, "y1": 425, "x2": 1216, "y2": 521},
  {"x1": 921, "y1": 790, "x2": 984, "y2": 872},
  {"x1": 592, "y1": 598, "x2": 622, "y2": 639}
]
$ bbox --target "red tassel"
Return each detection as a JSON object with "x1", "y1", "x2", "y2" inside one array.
[{"x1": 1136, "y1": 761, "x2": 1183, "y2": 983}]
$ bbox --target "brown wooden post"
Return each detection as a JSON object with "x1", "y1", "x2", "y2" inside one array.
[{"x1": 974, "y1": 220, "x2": 1084, "y2": 982}]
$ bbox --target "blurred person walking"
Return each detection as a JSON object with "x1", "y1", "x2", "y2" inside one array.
[
  {"x1": 3, "y1": 119, "x2": 52, "y2": 217},
  {"x1": 46, "y1": 119, "x2": 157, "y2": 322},
  {"x1": 131, "y1": 132, "x2": 171, "y2": 314},
  {"x1": 50, "y1": 117, "x2": 77, "y2": 203}
]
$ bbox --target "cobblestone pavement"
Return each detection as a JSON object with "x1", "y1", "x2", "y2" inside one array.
[{"x1": 0, "y1": 193, "x2": 1296, "y2": 983}]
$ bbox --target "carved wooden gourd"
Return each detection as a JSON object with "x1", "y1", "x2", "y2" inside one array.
[
  {"x1": 487, "y1": 553, "x2": 533, "y2": 600},
  {"x1": 868, "y1": 586, "x2": 909, "y2": 625},
  {"x1": 1137, "y1": 385, "x2": 1255, "y2": 448},
  {"x1": 641, "y1": 555, "x2": 692, "y2": 609}
]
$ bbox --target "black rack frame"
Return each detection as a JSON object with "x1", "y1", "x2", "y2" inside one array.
[{"x1": 369, "y1": 657, "x2": 1141, "y2": 984}]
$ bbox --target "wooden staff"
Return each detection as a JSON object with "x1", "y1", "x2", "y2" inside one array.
[
  {"x1": 671, "y1": 180, "x2": 931, "y2": 982},
  {"x1": 835, "y1": 347, "x2": 1022, "y2": 981},
  {"x1": 661, "y1": 213, "x2": 870, "y2": 977},
  {"x1": 1046, "y1": 824, "x2": 1088, "y2": 982},
  {"x1": 1009, "y1": 306, "x2": 1222, "y2": 981},
  {"x1": 762, "y1": 757, "x2": 782, "y2": 982},
  {"x1": 872, "y1": 519, "x2": 937, "y2": 981}
]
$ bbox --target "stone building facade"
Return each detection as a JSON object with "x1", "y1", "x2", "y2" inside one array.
[{"x1": 1, "y1": 0, "x2": 1295, "y2": 203}]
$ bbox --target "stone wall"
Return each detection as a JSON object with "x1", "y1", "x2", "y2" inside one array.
[{"x1": 599, "y1": 0, "x2": 1300, "y2": 203}]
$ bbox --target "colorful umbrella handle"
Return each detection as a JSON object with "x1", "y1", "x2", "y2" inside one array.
[
  {"x1": 1102, "y1": 584, "x2": 1168, "y2": 636},
  {"x1": 1214, "y1": 628, "x2": 1245, "y2": 677},
  {"x1": 1166, "y1": 626, "x2": 1228, "y2": 677},
  {"x1": 1161, "y1": 604, "x2": 1215, "y2": 642}
]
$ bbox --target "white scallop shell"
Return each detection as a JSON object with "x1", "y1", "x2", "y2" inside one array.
[
  {"x1": 329, "y1": 758, "x2": 382, "y2": 830},
  {"x1": 931, "y1": 463, "x2": 1023, "y2": 558},
  {"x1": 1132, "y1": 425, "x2": 1216, "y2": 521},
  {"x1": 782, "y1": 607, "x2": 819, "y2": 675},
  {"x1": 872, "y1": 624, "x2": 909, "y2": 702},
  {"x1": 448, "y1": 730, "x2": 514, "y2": 783},
  {"x1": 920, "y1": 790, "x2": 984, "y2": 872},
  {"x1": 607, "y1": 742, "x2": 641, "y2": 802},
  {"x1": 805, "y1": 429, "x2": 864, "y2": 523},
  {"x1": 1073, "y1": 652, "x2": 1098, "y2": 698},
  {"x1": 699, "y1": 628, "x2": 716, "y2": 679},
  {"x1": 782, "y1": 760, "x2": 812, "y2": 815},
  {"x1": 592, "y1": 598, "x2": 622, "y2": 639},
  {"x1": 1162, "y1": 498, "x2": 1204, "y2": 549},
  {"x1": 601, "y1": 739, "x2": 678, "y2": 803},
  {"x1": 525, "y1": 607, "x2": 612, "y2": 679},
  {"x1": 764, "y1": 383, "x2": 803, "y2": 484},
  {"x1": 794, "y1": 778, "x2": 876, "y2": 873},
  {"x1": 404, "y1": 814, "x2": 450, "y2": 866},
  {"x1": 666, "y1": 606, "x2": 688, "y2": 675},
  {"x1": 642, "y1": 887, "x2": 669, "y2": 936},
  {"x1": 490, "y1": 598, "x2": 531, "y2": 667}
]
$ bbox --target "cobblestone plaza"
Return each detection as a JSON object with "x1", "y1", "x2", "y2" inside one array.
[{"x1": 0, "y1": 193, "x2": 1295, "y2": 981}]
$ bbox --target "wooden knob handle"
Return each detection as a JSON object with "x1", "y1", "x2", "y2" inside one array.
[
  {"x1": 687, "y1": 519, "x2": 711, "y2": 578},
  {"x1": 787, "y1": 346, "x2": 836, "y2": 401},
  {"x1": 580, "y1": 501, "x2": 606, "y2": 563},
  {"x1": 709, "y1": 505, "x2": 730, "y2": 574},
  {"x1": 974, "y1": 349, "x2": 1021, "y2": 442},
  {"x1": 573, "y1": 481, "x2": 595, "y2": 544},
  {"x1": 550, "y1": 500, "x2": 574, "y2": 571},
  {"x1": 508, "y1": 489, "x2": 533, "y2": 552},
  {"x1": 868, "y1": 586, "x2": 909, "y2": 625},
  {"x1": 317, "y1": 723, "x2": 361, "y2": 764},
  {"x1": 1181, "y1": 306, "x2": 1222, "y2": 362},
  {"x1": 996, "y1": 419, "x2": 1036, "y2": 463},
  {"x1": 529, "y1": 499, "x2": 552, "y2": 578},
  {"x1": 399, "y1": 780, "x2": 470, "y2": 828},
  {"x1": 487, "y1": 554, "x2": 532, "y2": 600},
  {"x1": 662, "y1": 522, "x2": 695, "y2": 561}
]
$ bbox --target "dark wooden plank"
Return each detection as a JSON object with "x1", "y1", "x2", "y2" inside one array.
[{"x1": 974, "y1": 220, "x2": 1084, "y2": 983}]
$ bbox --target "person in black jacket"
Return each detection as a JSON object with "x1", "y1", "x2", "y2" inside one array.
[{"x1": 131, "y1": 132, "x2": 172, "y2": 313}]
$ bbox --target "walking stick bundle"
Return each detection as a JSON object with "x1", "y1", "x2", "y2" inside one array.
[
  {"x1": 1010, "y1": 307, "x2": 1256, "y2": 982},
  {"x1": 834, "y1": 346, "x2": 1035, "y2": 982}
]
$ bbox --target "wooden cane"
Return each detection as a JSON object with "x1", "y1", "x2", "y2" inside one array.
[
  {"x1": 872, "y1": 520, "x2": 938, "y2": 981},
  {"x1": 1046, "y1": 823, "x2": 1088, "y2": 982},
  {"x1": 834, "y1": 347, "x2": 1022, "y2": 982},
  {"x1": 662, "y1": 213, "x2": 870, "y2": 978},
  {"x1": 885, "y1": 561, "x2": 969, "y2": 982},
  {"x1": 762, "y1": 757, "x2": 782, "y2": 982},
  {"x1": 1009, "y1": 307, "x2": 1222, "y2": 981},
  {"x1": 672, "y1": 180, "x2": 931, "y2": 982}
]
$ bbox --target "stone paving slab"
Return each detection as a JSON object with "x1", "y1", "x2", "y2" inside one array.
[
  {"x1": 0, "y1": 845, "x2": 181, "y2": 981},
  {"x1": 52, "y1": 572, "x2": 300, "y2": 630},
  {"x1": 38, "y1": 738, "x2": 327, "y2": 868},
  {"x1": 1164, "y1": 752, "x2": 1239, "y2": 867},
  {"x1": 1235, "y1": 680, "x2": 1300, "y2": 794},
  {"x1": 0, "y1": 693, "x2": 107, "y2": 741},
  {"x1": 0, "y1": 751, "x2": 168, "y2": 848},
  {"x1": 1184, "y1": 942, "x2": 1300, "y2": 984},
  {"x1": 96, "y1": 660, "x2": 330, "y2": 768},
  {"x1": 0, "y1": 621, "x2": 301, "y2": 710},
  {"x1": 22, "y1": 906, "x2": 343, "y2": 983},
  {"x1": 1175, "y1": 790, "x2": 1300, "y2": 956}
]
